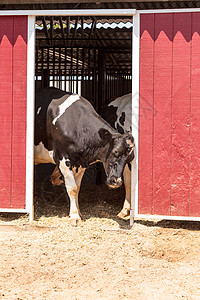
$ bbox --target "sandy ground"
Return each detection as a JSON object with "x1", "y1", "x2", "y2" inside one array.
[{"x1": 0, "y1": 183, "x2": 200, "y2": 300}]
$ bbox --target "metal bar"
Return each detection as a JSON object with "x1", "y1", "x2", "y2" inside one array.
[
  {"x1": 81, "y1": 16, "x2": 84, "y2": 39},
  {"x1": 53, "y1": 47, "x2": 55, "y2": 86},
  {"x1": 72, "y1": 16, "x2": 79, "y2": 47},
  {"x1": 59, "y1": 47, "x2": 61, "y2": 89},
  {"x1": 64, "y1": 47, "x2": 67, "y2": 91},
  {"x1": 35, "y1": 47, "x2": 38, "y2": 86},
  {"x1": 70, "y1": 47, "x2": 73, "y2": 92},
  {"x1": 93, "y1": 48, "x2": 97, "y2": 111},
  {"x1": 47, "y1": 47, "x2": 50, "y2": 85},
  {"x1": 37, "y1": 44, "x2": 131, "y2": 50},
  {"x1": 50, "y1": 16, "x2": 53, "y2": 46},
  {"x1": 66, "y1": 16, "x2": 70, "y2": 47},
  {"x1": 41, "y1": 47, "x2": 44, "y2": 87},
  {"x1": 81, "y1": 47, "x2": 84, "y2": 97},
  {"x1": 42, "y1": 16, "x2": 50, "y2": 45},
  {"x1": 88, "y1": 47, "x2": 91, "y2": 101},
  {"x1": 36, "y1": 38, "x2": 131, "y2": 41},
  {"x1": 76, "y1": 48, "x2": 78, "y2": 94},
  {"x1": 89, "y1": 18, "x2": 96, "y2": 40},
  {"x1": 59, "y1": 16, "x2": 66, "y2": 46}
]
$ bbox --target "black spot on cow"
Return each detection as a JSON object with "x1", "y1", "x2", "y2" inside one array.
[
  {"x1": 128, "y1": 162, "x2": 131, "y2": 171},
  {"x1": 117, "y1": 123, "x2": 125, "y2": 134},
  {"x1": 103, "y1": 105, "x2": 117, "y2": 128},
  {"x1": 119, "y1": 112, "x2": 126, "y2": 127}
]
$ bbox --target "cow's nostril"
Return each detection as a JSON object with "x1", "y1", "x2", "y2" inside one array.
[{"x1": 112, "y1": 177, "x2": 122, "y2": 185}]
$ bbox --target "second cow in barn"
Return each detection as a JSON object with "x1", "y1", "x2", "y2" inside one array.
[
  {"x1": 34, "y1": 88, "x2": 134, "y2": 225},
  {"x1": 104, "y1": 93, "x2": 133, "y2": 218}
]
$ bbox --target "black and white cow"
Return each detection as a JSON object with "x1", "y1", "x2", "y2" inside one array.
[
  {"x1": 104, "y1": 93, "x2": 133, "y2": 218},
  {"x1": 34, "y1": 87, "x2": 134, "y2": 225}
]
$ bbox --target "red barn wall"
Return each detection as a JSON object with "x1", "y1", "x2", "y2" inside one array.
[
  {"x1": 0, "y1": 16, "x2": 27, "y2": 209},
  {"x1": 139, "y1": 12, "x2": 200, "y2": 217}
]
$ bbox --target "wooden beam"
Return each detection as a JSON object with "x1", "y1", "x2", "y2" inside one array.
[{"x1": 1, "y1": 0, "x2": 195, "y2": 3}]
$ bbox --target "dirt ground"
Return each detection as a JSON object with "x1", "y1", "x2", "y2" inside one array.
[{"x1": 0, "y1": 182, "x2": 200, "y2": 300}]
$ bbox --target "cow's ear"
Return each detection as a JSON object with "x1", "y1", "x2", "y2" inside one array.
[
  {"x1": 98, "y1": 128, "x2": 112, "y2": 142},
  {"x1": 126, "y1": 135, "x2": 135, "y2": 150}
]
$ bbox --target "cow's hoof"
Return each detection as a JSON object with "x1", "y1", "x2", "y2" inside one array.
[
  {"x1": 69, "y1": 218, "x2": 79, "y2": 226},
  {"x1": 69, "y1": 214, "x2": 81, "y2": 226},
  {"x1": 117, "y1": 209, "x2": 130, "y2": 219}
]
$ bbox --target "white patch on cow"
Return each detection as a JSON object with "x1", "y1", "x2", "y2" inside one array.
[
  {"x1": 126, "y1": 138, "x2": 135, "y2": 155},
  {"x1": 52, "y1": 94, "x2": 80, "y2": 125},
  {"x1": 109, "y1": 93, "x2": 132, "y2": 132},
  {"x1": 37, "y1": 107, "x2": 41, "y2": 115},
  {"x1": 59, "y1": 158, "x2": 85, "y2": 220},
  {"x1": 34, "y1": 142, "x2": 55, "y2": 165}
]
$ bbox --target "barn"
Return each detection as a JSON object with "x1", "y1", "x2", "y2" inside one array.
[{"x1": 0, "y1": 0, "x2": 200, "y2": 224}]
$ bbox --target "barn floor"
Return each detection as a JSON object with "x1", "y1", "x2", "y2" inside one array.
[{"x1": 0, "y1": 182, "x2": 200, "y2": 299}]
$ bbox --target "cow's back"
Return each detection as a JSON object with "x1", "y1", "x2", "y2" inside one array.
[{"x1": 34, "y1": 87, "x2": 69, "y2": 148}]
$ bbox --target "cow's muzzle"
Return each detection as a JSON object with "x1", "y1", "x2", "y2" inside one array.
[{"x1": 107, "y1": 176, "x2": 122, "y2": 189}]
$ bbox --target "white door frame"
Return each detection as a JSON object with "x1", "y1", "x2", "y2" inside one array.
[
  {"x1": 0, "y1": 9, "x2": 137, "y2": 222},
  {"x1": 2, "y1": 8, "x2": 200, "y2": 223}
]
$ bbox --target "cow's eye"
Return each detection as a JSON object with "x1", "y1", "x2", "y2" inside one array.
[{"x1": 114, "y1": 150, "x2": 119, "y2": 158}]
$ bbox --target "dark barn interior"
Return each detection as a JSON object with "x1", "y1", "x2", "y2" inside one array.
[{"x1": 35, "y1": 15, "x2": 132, "y2": 115}]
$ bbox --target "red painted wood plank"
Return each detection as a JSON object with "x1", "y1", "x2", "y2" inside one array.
[
  {"x1": 0, "y1": 17, "x2": 13, "y2": 208},
  {"x1": 11, "y1": 16, "x2": 27, "y2": 209},
  {"x1": 190, "y1": 13, "x2": 200, "y2": 217},
  {"x1": 152, "y1": 14, "x2": 173, "y2": 215},
  {"x1": 138, "y1": 14, "x2": 154, "y2": 214},
  {"x1": 171, "y1": 13, "x2": 191, "y2": 216}
]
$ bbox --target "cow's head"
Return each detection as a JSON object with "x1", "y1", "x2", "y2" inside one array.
[{"x1": 99, "y1": 129, "x2": 135, "y2": 188}]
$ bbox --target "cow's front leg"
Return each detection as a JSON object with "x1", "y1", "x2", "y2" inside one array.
[
  {"x1": 118, "y1": 158, "x2": 137, "y2": 219},
  {"x1": 59, "y1": 158, "x2": 85, "y2": 225},
  {"x1": 118, "y1": 164, "x2": 131, "y2": 218}
]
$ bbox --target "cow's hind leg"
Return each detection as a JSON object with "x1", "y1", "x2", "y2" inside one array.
[{"x1": 59, "y1": 158, "x2": 85, "y2": 225}]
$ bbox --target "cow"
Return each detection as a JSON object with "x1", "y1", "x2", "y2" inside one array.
[
  {"x1": 104, "y1": 93, "x2": 133, "y2": 218},
  {"x1": 34, "y1": 87, "x2": 135, "y2": 225}
]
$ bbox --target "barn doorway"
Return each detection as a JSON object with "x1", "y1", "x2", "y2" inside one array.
[{"x1": 33, "y1": 12, "x2": 133, "y2": 216}]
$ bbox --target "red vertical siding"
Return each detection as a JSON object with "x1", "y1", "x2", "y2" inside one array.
[
  {"x1": 153, "y1": 14, "x2": 173, "y2": 215},
  {"x1": 0, "y1": 16, "x2": 27, "y2": 209},
  {"x1": 171, "y1": 13, "x2": 191, "y2": 216},
  {"x1": 190, "y1": 13, "x2": 200, "y2": 216},
  {"x1": 0, "y1": 16, "x2": 13, "y2": 208},
  {"x1": 139, "y1": 14, "x2": 154, "y2": 214},
  {"x1": 139, "y1": 12, "x2": 200, "y2": 218},
  {"x1": 12, "y1": 16, "x2": 27, "y2": 208}
]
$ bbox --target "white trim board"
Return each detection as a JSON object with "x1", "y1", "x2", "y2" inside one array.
[
  {"x1": 139, "y1": 8, "x2": 200, "y2": 14},
  {"x1": 0, "y1": 208, "x2": 30, "y2": 213},
  {"x1": 26, "y1": 15, "x2": 35, "y2": 222},
  {"x1": 130, "y1": 13, "x2": 140, "y2": 227},
  {"x1": 0, "y1": 9, "x2": 136, "y2": 16},
  {"x1": 136, "y1": 214, "x2": 200, "y2": 222}
]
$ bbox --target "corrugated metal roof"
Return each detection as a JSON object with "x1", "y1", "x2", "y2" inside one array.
[{"x1": 36, "y1": 18, "x2": 133, "y2": 30}]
